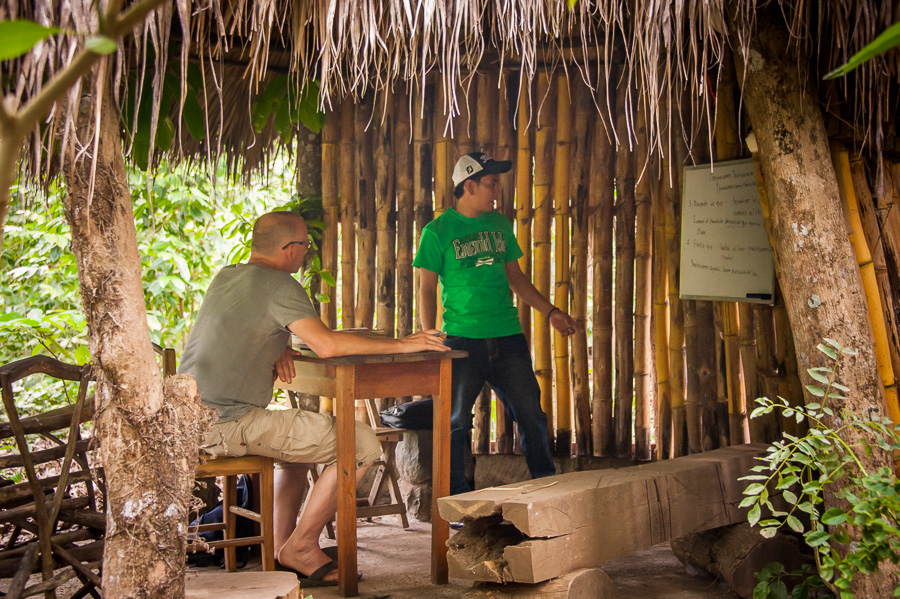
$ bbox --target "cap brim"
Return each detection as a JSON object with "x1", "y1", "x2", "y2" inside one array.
[{"x1": 481, "y1": 160, "x2": 512, "y2": 175}]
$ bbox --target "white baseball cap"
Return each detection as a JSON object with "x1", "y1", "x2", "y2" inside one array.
[{"x1": 452, "y1": 152, "x2": 513, "y2": 187}]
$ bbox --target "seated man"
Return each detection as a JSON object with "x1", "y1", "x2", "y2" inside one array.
[{"x1": 180, "y1": 211, "x2": 448, "y2": 586}]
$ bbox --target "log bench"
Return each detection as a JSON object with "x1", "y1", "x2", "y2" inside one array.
[{"x1": 439, "y1": 443, "x2": 775, "y2": 584}]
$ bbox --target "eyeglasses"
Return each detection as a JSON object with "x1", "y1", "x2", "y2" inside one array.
[{"x1": 281, "y1": 240, "x2": 308, "y2": 250}]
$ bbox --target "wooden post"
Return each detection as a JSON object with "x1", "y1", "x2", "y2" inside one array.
[
  {"x1": 375, "y1": 91, "x2": 396, "y2": 339},
  {"x1": 396, "y1": 90, "x2": 414, "y2": 341},
  {"x1": 591, "y1": 74, "x2": 616, "y2": 457},
  {"x1": 434, "y1": 81, "x2": 452, "y2": 218},
  {"x1": 614, "y1": 79, "x2": 636, "y2": 459},
  {"x1": 533, "y1": 72, "x2": 556, "y2": 443},
  {"x1": 653, "y1": 158, "x2": 672, "y2": 460},
  {"x1": 633, "y1": 99, "x2": 653, "y2": 461},
  {"x1": 553, "y1": 74, "x2": 573, "y2": 457},
  {"x1": 473, "y1": 74, "x2": 497, "y2": 456},
  {"x1": 414, "y1": 82, "x2": 435, "y2": 332},
  {"x1": 457, "y1": 81, "x2": 476, "y2": 157},
  {"x1": 355, "y1": 93, "x2": 376, "y2": 329},
  {"x1": 340, "y1": 99, "x2": 357, "y2": 330},
  {"x1": 697, "y1": 300, "x2": 720, "y2": 450},
  {"x1": 516, "y1": 81, "x2": 534, "y2": 343},
  {"x1": 320, "y1": 108, "x2": 339, "y2": 328},
  {"x1": 713, "y1": 303, "x2": 732, "y2": 447},
  {"x1": 570, "y1": 81, "x2": 593, "y2": 458}
]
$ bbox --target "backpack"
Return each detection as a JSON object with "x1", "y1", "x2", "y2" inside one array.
[
  {"x1": 379, "y1": 399, "x2": 433, "y2": 430},
  {"x1": 187, "y1": 474, "x2": 254, "y2": 568}
]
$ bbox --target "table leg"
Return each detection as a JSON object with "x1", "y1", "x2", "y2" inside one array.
[
  {"x1": 431, "y1": 358, "x2": 452, "y2": 584},
  {"x1": 335, "y1": 365, "x2": 359, "y2": 596}
]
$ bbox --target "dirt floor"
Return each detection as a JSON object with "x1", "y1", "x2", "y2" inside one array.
[
  {"x1": 182, "y1": 517, "x2": 741, "y2": 599},
  {"x1": 3, "y1": 516, "x2": 741, "y2": 598}
]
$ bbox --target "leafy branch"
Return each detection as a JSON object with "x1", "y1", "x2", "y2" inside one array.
[{"x1": 742, "y1": 339, "x2": 900, "y2": 598}]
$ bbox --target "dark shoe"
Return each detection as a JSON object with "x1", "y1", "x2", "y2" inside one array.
[{"x1": 276, "y1": 559, "x2": 339, "y2": 588}]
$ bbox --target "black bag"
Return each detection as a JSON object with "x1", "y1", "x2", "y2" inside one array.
[
  {"x1": 379, "y1": 399, "x2": 433, "y2": 430},
  {"x1": 187, "y1": 474, "x2": 254, "y2": 568}
]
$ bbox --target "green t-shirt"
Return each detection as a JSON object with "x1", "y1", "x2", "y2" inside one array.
[{"x1": 413, "y1": 208, "x2": 523, "y2": 338}]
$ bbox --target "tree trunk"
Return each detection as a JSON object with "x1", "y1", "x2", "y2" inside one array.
[
  {"x1": 732, "y1": 7, "x2": 898, "y2": 593},
  {"x1": 63, "y1": 69, "x2": 210, "y2": 598}
]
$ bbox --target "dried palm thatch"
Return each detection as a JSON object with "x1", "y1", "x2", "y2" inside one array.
[{"x1": 2, "y1": 0, "x2": 899, "y2": 232}]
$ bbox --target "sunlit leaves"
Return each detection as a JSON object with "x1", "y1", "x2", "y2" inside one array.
[{"x1": 251, "y1": 76, "x2": 326, "y2": 140}]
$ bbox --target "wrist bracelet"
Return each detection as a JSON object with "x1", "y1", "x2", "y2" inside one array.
[{"x1": 547, "y1": 307, "x2": 560, "y2": 319}]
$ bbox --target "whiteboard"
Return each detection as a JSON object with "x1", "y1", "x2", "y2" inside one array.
[{"x1": 679, "y1": 159, "x2": 774, "y2": 304}]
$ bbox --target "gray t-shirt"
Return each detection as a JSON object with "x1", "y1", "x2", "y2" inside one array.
[{"x1": 179, "y1": 263, "x2": 318, "y2": 422}]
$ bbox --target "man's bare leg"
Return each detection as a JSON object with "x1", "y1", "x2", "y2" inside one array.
[
  {"x1": 274, "y1": 463, "x2": 310, "y2": 551},
  {"x1": 275, "y1": 462, "x2": 372, "y2": 580}
]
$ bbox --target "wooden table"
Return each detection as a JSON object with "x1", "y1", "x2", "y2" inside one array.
[{"x1": 275, "y1": 350, "x2": 466, "y2": 596}]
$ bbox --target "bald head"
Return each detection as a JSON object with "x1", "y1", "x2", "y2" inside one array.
[{"x1": 250, "y1": 211, "x2": 307, "y2": 256}]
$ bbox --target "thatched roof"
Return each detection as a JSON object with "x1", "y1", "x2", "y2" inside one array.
[{"x1": 3, "y1": 0, "x2": 899, "y2": 182}]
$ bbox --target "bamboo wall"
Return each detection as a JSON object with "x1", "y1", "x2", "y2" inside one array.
[{"x1": 314, "y1": 73, "x2": 900, "y2": 461}]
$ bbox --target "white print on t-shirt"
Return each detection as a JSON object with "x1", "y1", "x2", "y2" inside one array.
[{"x1": 451, "y1": 231, "x2": 508, "y2": 260}]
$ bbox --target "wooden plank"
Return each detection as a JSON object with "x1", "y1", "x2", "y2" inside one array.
[
  {"x1": 291, "y1": 349, "x2": 467, "y2": 366},
  {"x1": 354, "y1": 360, "x2": 441, "y2": 398},
  {"x1": 185, "y1": 571, "x2": 300, "y2": 599}
]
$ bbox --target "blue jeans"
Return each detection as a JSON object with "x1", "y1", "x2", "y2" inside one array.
[{"x1": 445, "y1": 333, "x2": 556, "y2": 495}]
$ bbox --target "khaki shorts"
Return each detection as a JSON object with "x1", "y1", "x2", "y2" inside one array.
[{"x1": 201, "y1": 407, "x2": 382, "y2": 467}]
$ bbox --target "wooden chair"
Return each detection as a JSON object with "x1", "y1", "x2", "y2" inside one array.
[
  {"x1": 288, "y1": 392, "x2": 409, "y2": 538},
  {"x1": 0, "y1": 355, "x2": 104, "y2": 599},
  {"x1": 151, "y1": 343, "x2": 277, "y2": 572}
]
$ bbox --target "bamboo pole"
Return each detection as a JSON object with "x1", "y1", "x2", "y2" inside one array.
[
  {"x1": 652, "y1": 154, "x2": 672, "y2": 460},
  {"x1": 434, "y1": 81, "x2": 452, "y2": 217},
  {"x1": 696, "y1": 301, "x2": 720, "y2": 450},
  {"x1": 723, "y1": 304, "x2": 749, "y2": 445},
  {"x1": 473, "y1": 74, "x2": 496, "y2": 455},
  {"x1": 850, "y1": 158, "x2": 900, "y2": 404},
  {"x1": 666, "y1": 129, "x2": 687, "y2": 457},
  {"x1": 375, "y1": 91, "x2": 396, "y2": 339},
  {"x1": 633, "y1": 99, "x2": 653, "y2": 461},
  {"x1": 553, "y1": 74, "x2": 573, "y2": 457},
  {"x1": 570, "y1": 81, "x2": 593, "y2": 458},
  {"x1": 683, "y1": 297, "x2": 703, "y2": 453},
  {"x1": 713, "y1": 303, "x2": 732, "y2": 446},
  {"x1": 497, "y1": 73, "x2": 517, "y2": 222},
  {"x1": 413, "y1": 82, "x2": 435, "y2": 333},
  {"x1": 749, "y1": 151, "x2": 781, "y2": 441},
  {"x1": 456, "y1": 81, "x2": 476, "y2": 157},
  {"x1": 516, "y1": 81, "x2": 534, "y2": 343},
  {"x1": 832, "y1": 147, "x2": 900, "y2": 425},
  {"x1": 591, "y1": 71, "x2": 615, "y2": 457},
  {"x1": 396, "y1": 90, "x2": 414, "y2": 341},
  {"x1": 320, "y1": 107, "x2": 339, "y2": 329},
  {"x1": 495, "y1": 73, "x2": 516, "y2": 453},
  {"x1": 614, "y1": 79, "x2": 636, "y2": 459},
  {"x1": 339, "y1": 99, "x2": 356, "y2": 330},
  {"x1": 773, "y1": 291, "x2": 807, "y2": 437},
  {"x1": 355, "y1": 93, "x2": 376, "y2": 329},
  {"x1": 533, "y1": 72, "x2": 556, "y2": 442}
]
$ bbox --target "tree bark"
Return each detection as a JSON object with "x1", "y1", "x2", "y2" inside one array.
[
  {"x1": 63, "y1": 69, "x2": 211, "y2": 598},
  {"x1": 732, "y1": 7, "x2": 898, "y2": 593}
]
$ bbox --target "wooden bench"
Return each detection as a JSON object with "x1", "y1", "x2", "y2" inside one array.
[{"x1": 0, "y1": 355, "x2": 104, "y2": 599}]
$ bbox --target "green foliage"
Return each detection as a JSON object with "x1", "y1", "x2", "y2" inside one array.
[
  {"x1": 753, "y1": 562, "x2": 831, "y2": 599},
  {"x1": 824, "y1": 21, "x2": 900, "y2": 79},
  {"x1": 0, "y1": 20, "x2": 61, "y2": 61},
  {"x1": 2, "y1": 156, "x2": 323, "y2": 417},
  {"x1": 743, "y1": 339, "x2": 900, "y2": 598},
  {"x1": 251, "y1": 76, "x2": 326, "y2": 141}
]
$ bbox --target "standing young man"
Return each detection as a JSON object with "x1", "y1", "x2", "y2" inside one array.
[{"x1": 413, "y1": 152, "x2": 579, "y2": 495}]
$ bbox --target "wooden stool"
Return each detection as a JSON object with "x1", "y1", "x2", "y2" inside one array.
[{"x1": 193, "y1": 455, "x2": 276, "y2": 572}]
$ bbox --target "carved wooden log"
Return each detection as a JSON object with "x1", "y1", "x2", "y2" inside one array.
[
  {"x1": 465, "y1": 568, "x2": 616, "y2": 599},
  {"x1": 441, "y1": 444, "x2": 771, "y2": 584}
]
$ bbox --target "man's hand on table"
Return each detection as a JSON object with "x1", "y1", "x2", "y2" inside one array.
[
  {"x1": 398, "y1": 329, "x2": 451, "y2": 353},
  {"x1": 273, "y1": 347, "x2": 301, "y2": 383}
]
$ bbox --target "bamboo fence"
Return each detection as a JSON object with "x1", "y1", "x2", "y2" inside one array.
[{"x1": 309, "y1": 73, "x2": 899, "y2": 469}]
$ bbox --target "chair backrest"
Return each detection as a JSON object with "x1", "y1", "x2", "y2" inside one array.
[
  {"x1": 0, "y1": 355, "x2": 104, "y2": 596},
  {"x1": 151, "y1": 342, "x2": 177, "y2": 377}
]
